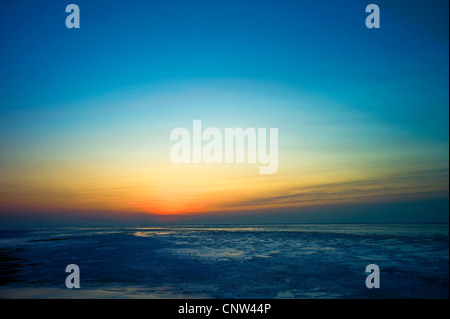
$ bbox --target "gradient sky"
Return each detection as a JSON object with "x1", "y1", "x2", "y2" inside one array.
[{"x1": 0, "y1": 0, "x2": 448, "y2": 224}]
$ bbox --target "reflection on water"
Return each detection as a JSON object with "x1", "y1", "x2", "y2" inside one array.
[{"x1": 0, "y1": 224, "x2": 448, "y2": 298}]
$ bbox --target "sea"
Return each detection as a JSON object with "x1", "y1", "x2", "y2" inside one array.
[{"x1": 0, "y1": 224, "x2": 448, "y2": 298}]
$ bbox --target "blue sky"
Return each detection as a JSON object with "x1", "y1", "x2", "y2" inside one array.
[
  {"x1": 0, "y1": 0, "x2": 448, "y2": 224},
  {"x1": 1, "y1": 0, "x2": 448, "y2": 136}
]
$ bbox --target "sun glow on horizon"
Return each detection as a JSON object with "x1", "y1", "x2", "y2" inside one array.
[{"x1": 0, "y1": 0, "x2": 448, "y2": 223}]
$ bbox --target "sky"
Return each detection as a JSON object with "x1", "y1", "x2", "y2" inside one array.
[{"x1": 0, "y1": 0, "x2": 448, "y2": 225}]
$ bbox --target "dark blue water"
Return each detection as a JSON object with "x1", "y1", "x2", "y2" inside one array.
[{"x1": 0, "y1": 224, "x2": 448, "y2": 298}]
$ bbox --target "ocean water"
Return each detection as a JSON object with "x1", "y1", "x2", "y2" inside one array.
[{"x1": 0, "y1": 224, "x2": 448, "y2": 298}]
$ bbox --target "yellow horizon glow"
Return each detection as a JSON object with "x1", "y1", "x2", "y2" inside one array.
[{"x1": 0, "y1": 84, "x2": 448, "y2": 218}]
